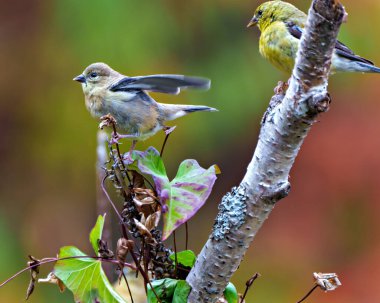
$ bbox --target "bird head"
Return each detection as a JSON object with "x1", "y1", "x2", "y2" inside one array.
[
  {"x1": 247, "y1": 1, "x2": 304, "y2": 32},
  {"x1": 73, "y1": 62, "x2": 119, "y2": 95}
]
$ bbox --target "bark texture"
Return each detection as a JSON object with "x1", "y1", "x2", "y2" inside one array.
[{"x1": 186, "y1": 1, "x2": 345, "y2": 302}]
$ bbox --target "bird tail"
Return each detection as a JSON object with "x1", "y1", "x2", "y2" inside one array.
[
  {"x1": 356, "y1": 62, "x2": 380, "y2": 73},
  {"x1": 159, "y1": 103, "x2": 218, "y2": 121},
  {"x1": 333, "y1": 55, "x2": 380, "y2": 74}
]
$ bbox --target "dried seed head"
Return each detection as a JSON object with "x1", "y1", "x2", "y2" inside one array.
[{"x1": 313, "y1": 272, "x2": 342, "y2": 291}]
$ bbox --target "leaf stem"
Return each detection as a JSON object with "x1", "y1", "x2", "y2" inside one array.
[
  {"x1": 160, "y1": 132, "x2": 170, "y2": 157},
  {"x1": 240, "y1": 273, "x2": 260, "y2": 303},
  {"x1": 173, "y1": 231, "x2": 178, "y2": 278},
  {"x1": 296, "y1": 284, "x2": 319, "y2": 303},
  {"x1": 121, "y1": 271, "x2": 134, "y2": 303},
  {"x1": 185, "y1": 222, "x2": 189, "y2": 250},
  {"x1": 0, "y1": 255, "x2": 136, "y2": 288},
  {"x1": 110, "y1": 122, "x2": 132, "y2": 184},
  {"x1": 101, "y1": 175, "x2": 124, "y2": 223}
]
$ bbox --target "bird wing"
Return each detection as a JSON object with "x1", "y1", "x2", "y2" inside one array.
[
  {"x1": 286, "y1": 22, "x2": 374, "y2": 65},
  {"x1": 109, "y1": 75, "x2": 211, "y2": 95}
]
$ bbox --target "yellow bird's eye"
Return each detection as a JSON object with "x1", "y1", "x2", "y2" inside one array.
[{"x1": 257, "y1": 10, "x2": 263, "y2": 17}]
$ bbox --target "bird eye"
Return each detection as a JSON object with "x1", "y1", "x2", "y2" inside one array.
[
  {"x1": 89, "y1": 72, "x2": 98, "y2": 78},
  {"x1": 257, "y1": 10, "x2": 263, "y2": 16}
]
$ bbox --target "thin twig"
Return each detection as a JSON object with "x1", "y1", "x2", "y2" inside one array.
[
  {"x1": 119, "y1": 223, "x2": 161, "y2": 302},
  {"x1": 96, "y1": 130, "x2": 113, "y2": 279},
  {"x1": 121, "y1": 271, "x2": 134, "y2": 303},
  {"x1": 0, "y1": 256, "x2": 136, "y2": 288},
  {"x1": 136, "y1": 240, "x2": 145, "y2": 279},
  {"x1": 101, "y1": 175, "x2": 124, "y2": 223},
  {"x1": 101, "y1": 176, "x2": 162, "y2": 302},
  {"x1": 109, "y1": 122, "x2": 132, "y2": 184},
  {"x1": 173, "y1": 231, "x2": 178, "y2": 278},
  {"x1": 160, "y1": 135, "x2": 169, "y2": 157},
  {"x1": 185, "y1": 222, "x2": 189, "y2": 250},
  {"x1": 296, "y1": 284, "x2": 319, "y2": 303},
  {"x1": 104, "y1": 118, "x2": 162, "y2": 302},
  {"x1": 240, "y1": 273, "x2": 260, "y2": 303},
  {"x1": 160, "y1": 128, "x2": 174, "y2": 157},
  {"x1": 110, "y1": 166, "x2": 159, "y2": 299}
]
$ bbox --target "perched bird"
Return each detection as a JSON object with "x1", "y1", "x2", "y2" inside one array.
[
  {"x1": 247, "y1": 0, "x2": 380, "y2": 74},
  {"x1": 73, "y1": 63, "x2": 216, "y2": 148}
]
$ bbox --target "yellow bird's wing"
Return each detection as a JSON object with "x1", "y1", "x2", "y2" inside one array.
[{"x1": 286, "y1": 22, "x2": 374, "y2": 65}]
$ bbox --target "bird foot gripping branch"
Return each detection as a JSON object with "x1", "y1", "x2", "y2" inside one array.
[
  {"x1": 261, "y1": 82, "x2": 289, "y2": 125},
  {"x1": 99, "y1": 114, "x2": 135, "y2": 143}
]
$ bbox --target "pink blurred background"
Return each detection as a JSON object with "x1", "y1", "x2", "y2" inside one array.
[{"x1": 0, "y1": 0, "x2": 380, "y2": 301}]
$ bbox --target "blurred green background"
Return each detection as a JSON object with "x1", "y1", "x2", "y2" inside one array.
[{"x1": 1, "y1": 0, "x2": 380, "y2": 302}]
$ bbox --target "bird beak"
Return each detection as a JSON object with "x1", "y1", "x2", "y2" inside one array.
[
  {"x1": 73, "y1": 74, "x2": 86, "y2": 84},
  {"x1": 247, "y1": 16, "x2": 258, "y2": 28}
]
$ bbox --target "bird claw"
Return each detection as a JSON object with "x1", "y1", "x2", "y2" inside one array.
[
  {"x1": 123, "y1": 152, "x2": 134, "y2": 165},
  {"x1": 109, "y1": 133, "x2": 121, "y2": 145},
  {"x1": 163, "y1": 126, "x2": 176, "y2": 136},
  {"x1": 109, "y1": 133, "x2": 139, "y2": 145}
]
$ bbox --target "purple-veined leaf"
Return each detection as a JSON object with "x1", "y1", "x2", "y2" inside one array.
[{"x1": 133, "y1": 147, "x2": 217, "y2": 240}]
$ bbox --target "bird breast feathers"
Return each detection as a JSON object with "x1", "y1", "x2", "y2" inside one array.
[{"x1": 259, "y1": 21, "x2": 298, "y2": 73}]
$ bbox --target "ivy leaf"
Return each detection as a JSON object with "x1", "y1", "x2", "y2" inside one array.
[
  {"x1": 172, "y1": 280, "x2": 191, "y2": 303},
  {"x1": 89, "y1": 214, "x2": 105, "y2": 253},
  {"x1": 147, "y1": 278, "x2": 178, "y2": 303},
  {"x1": 224, "y1": 282, "x2": 238, "y2": 303},
  {"x1": 169, "y1": 250, "x2": 196, "y2": 268},
  {"x1": 54, "y1": 246, "x2": 126, "y2": 303},
  {"x1": 134, "y1": 147, "x2": 217, "y2": 240},
  {"x1": 54, "y1": 215, "x2": 126, "y2": 303}
]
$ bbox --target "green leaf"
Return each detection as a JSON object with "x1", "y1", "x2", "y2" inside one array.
[
  {"x1": 89, "y1": 214, "x2": 105, "y2": 253},
  {"x1": 54, "y1": 215, "x2": 126, "y2": 303},
  {"x1": 131, "y1": 148, "x2": 167, "y2": 179},
  {"x1": 224, "y1": 282, "x2": 238, "y2": 303},
  {"x1": 172, "y1": 280, "x2": 191, "y2": 303},
  {"x1": 169, "y1": 250, "x2": 196, "y2": 268},
  {"x1": 147, "y1": 278, "x2": 191, "y2": 303},
  {"x1": 147, "y1": 278, "x2": 178, "y2": 303},
  {"x1": 54, "y1": 246, "x2": 126, "y2": 303},
  {"x1": 134, "y1": 147, "x2": 217, "y2": 240}
]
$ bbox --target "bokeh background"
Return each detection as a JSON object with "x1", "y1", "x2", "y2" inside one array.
[{"x1": 1, "y1": 0, "x2": 380, "y2": 302}]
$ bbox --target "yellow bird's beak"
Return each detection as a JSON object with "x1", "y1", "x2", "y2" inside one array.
[{"x1": 247, "y1": 16, "x2": 258, "y2": 28}]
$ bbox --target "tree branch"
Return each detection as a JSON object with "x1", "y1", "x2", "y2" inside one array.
[
  {"x1": 96, "y1": 130, "x2": 112, "y2": 240},
  {"x1": 186, "y1": 0, "x2": 345, "y2": 302}
]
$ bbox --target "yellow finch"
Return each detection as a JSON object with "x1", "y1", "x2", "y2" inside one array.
[
  {"x1": 247, "y1": 0, "x2": 380, "y2": 74},
  {"x1": 73, "y1": 63, "x2": 216, "y2": 145}
]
